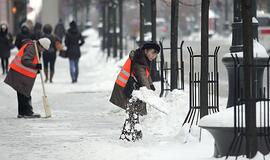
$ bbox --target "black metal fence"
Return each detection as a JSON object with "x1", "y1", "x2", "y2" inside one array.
[
  {"x1": 226, "y1": 55, "x2": 270, "y2": 158},
  {"x1": 182, "y1": 46, "x2": 220, "y2": 128},
  {"x1": 158, "y1": 41, "x2": 185, "y2": 97}
]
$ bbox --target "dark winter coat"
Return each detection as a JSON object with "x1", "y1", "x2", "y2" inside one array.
[
  {"x1": 110, "y1": 49, "x2": 153, "y2": 109},
  {"x1": 4, "y1": 42, "x2": 40, "y2": 97},
  {"x1": 32, "y1": 23, "x2": 43, "y2": 40},
  {"x1": 15, "y1": 26, "x2": 32, "y2": 49},
  {"x1": 64, "y1": 27, "x2": 84, "y2": 59},
  {"x1": 42, "y1": 34, "x2": 60, "y2": 60},
  {"x1": 0, "y1": 28, "x2": 13, "y2": 58},
  {"x1": 54, "y1": 22, "x2": 65, "y2": 40}
]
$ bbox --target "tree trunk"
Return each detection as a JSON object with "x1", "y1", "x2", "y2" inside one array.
[
  {"x1": 170, "y1": 0, "x2": 179, "y2": 91},
  {"x1": 119, "y1": 0, "x2": 123, "y2": 59},
  {"x1": 200, "y1": 0, "x2": 209, "y2": 118},
  {"x1": 139, "y1": 0, "x2": 144, "y2": 46}
]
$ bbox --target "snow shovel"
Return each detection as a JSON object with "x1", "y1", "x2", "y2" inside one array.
[{"x1": 34, "y1": 41, "x2": 52, "y2": 118}]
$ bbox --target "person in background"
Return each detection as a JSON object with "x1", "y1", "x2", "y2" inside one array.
[
  {"x1": 4, "y1": 38, "x2": 51, "y2": 118},
  {"x1": 64, "y1": 21, "x2": 84, "y2": 83},
  {"x1": 32, "y1": 22, "x2": 43, "y2": 40},
  {"x1": 0, "y1": 23, "x2": 14, "y2": 75},
  {"x1": 54, "y1": 19, "x2": 66, "y2": 41},
  {"x1": 15, "y1": 22, "x2": 32, "y2": 49},
  {"x1": 42, "y1": 24, "x2": 61, "y2": 83}
]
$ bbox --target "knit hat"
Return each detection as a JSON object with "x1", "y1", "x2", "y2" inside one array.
[
  {"x1": 141, "y1": 41, "x2": 160, "y2": 53},
  {"x1": 38, "y1": 38, "x2": 51, "y2": 50}
]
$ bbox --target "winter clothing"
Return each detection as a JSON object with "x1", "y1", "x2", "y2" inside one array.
[
  {"x1": 0, "y1": 24, "x2": 13, "y2": 58},
  {"x1": 65, "y1": 21, "x2": 84, "y2": 82},
  {"x1": 65, "y1": 21, "x2": 84, "y2": 59},
  {"x1": 4, "y1": 38, "x2": 51, "y2": 117},
  {"x1": 39, "y1": 37, "x2": 51, "y2": 50},
  {"x1": 32, "y1": 22, "x2": 43, "y2": 40},
  {"x1": 15, "y1": 23, "x2": 32, "y2": 49},
  {"x1": 69, "y1": 58, "x2": 79, "y2": 83},
  {"x1": 110, "y1": 49, "x2": 153, "y2": 110},
  {"x1": 5, "y1": 41, "x2": 39, "y2": 96},
  {"x1": 42, "y1": 24, "x2": 60, "y2": 83},
  {"x1": 54, "y1": 19, "x2": 66, "y2": 41},
  {"x1": 17, "y1": 91, "x2": 34, "y2": 116},
  {"x1": 0, "y1": 23, "x2": 13, "y2": 74},
  {"x1": 141, "y1": 41, "x2": 161, "y2": 53}
]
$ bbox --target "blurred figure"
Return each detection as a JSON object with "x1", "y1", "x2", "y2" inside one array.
[
  {"x1": 15, "y1": 22, "x2": 32, "y2": 49},
  {"x1": 54, "y1": 19, "x2": 66, "y2": 41},
  {"x1": 32, "y1": 22, "x2": 43, "y2": 40},
  {"x1": 0, "y1": 23, "x2": 13, "y2": 75},
  {"x1": 65, "y1": 21, "x2": 84, "y2": 83},
  {"x1": 42, "y1": 24, "x2": 61, "y2": 83}
]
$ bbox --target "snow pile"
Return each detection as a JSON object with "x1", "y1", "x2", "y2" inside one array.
[
  {"x1": 131, "y1": 88, "x2": 201, "y2": 142},
  {"x1": 199, "y1": 101, "x2": 270, "y2": 127},
  {"x1": 223, "y1": 40, "x2": 269, "y2": 58},
  {"x1": 184, "y1": 32, "x2": 231, "y2": 43}
]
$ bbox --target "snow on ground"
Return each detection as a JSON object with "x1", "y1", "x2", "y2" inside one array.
[
  {"x1": 183, "y1": 32, "x2": 232, "y2": 44},
  {"x1": 0, "y1": 28, "x2": 268, "y2": 160}
]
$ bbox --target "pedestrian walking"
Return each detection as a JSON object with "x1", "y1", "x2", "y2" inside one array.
[
  {"x1": 64, "y1": 21, "x2": 84, "y2": 83},
  {"x1": 4, "y1": 38, "x2": 51, "y2": 118},
  {"x1": 0, "y1": 23, "x2": 13, "y2": 75},
  {"x1": 109, "y1": 41, "x2": 160, "y2": 141},
  {"x1": 15, "y1": 22, "x2": 32, "y2": 49},
  {"x1": 32, "y1": 22, "x2": 43, "y2": 40},
  {"x1": 54, "y1": 19, "x2": 66, "y2": 41},
  {"x1": 42, "y1": 24, "x2": 61, "y2": 83}
]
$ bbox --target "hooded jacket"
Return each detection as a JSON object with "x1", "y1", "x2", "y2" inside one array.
[
  {"x1": 0, "y1": 24, "x2": 13, "y2": 58},
  {"x1": 15, "y1": 25, "x2": 32, "y2": 49}
]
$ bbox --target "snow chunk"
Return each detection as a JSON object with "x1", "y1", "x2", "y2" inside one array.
[{"x1": 132, "y1": 87, "x2": 168, "y2": 115}]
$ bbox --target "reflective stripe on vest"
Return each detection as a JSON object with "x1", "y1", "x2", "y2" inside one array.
[
  {"x1": 9, "y1": 42, "x2": 38, "y2": 78},
  {"x1": 115, "y1": 57, "x2": 150, "y2": 88}
]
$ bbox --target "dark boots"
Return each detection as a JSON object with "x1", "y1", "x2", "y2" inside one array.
[
  {"x1": 49, "y1": 71, "x2": 54, "y2": 83},
  {"x1": 44, "y1": 69, "x2": 48, "y2": 83},
  {"x1": 44, "y1": 69, "x2": 54, "y2": 83}
]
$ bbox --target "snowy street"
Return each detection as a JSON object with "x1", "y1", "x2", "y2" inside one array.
[{"x1": 0, "y1": 29, "x2": 268, "y2": 160}]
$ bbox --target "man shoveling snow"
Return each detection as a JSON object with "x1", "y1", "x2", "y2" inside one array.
[{"x1": 109, "y1": 41, "x2": 161, "y2": 141}]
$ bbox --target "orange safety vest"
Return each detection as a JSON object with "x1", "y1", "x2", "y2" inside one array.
[
  {"x1": 116, "y1": 57, "x2": 150, "y2": 88},
  {"x1": 9, "y1": 42, "x2": 38, "y2": 78}
]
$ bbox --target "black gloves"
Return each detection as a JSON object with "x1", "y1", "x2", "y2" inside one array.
[
  {"x1": 36, "y1": 63, "x2": 42, "y2": 70},
  {"x1": 150, "y1": 84, "x2": 155, "y2": 91}
]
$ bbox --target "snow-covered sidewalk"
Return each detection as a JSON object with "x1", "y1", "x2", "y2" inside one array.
[{"x1": 0, "y1": 29, "x2": 268, "y2": 160}]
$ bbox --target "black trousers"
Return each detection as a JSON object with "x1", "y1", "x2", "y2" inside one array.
[
  {"x1": 43, "y1": 55, "x2": 56, "y2": 72},
  {"x1": 1, "y1": 58, "x2": 9, "y2": 74},
  {"x1": 17, "y1": 92, "x2": 33, "y2": 115}
]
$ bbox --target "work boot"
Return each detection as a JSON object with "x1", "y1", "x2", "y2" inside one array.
[
  {"x1": 49, "y1": 71, "x2": 54, "y2": 83},
  {"x1": 44, "y1": 69, "x2": 48, "y2": 83}
]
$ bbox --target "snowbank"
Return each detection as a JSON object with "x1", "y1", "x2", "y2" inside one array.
[
  {"x1": 223, "y1": 40, "x2": 269, "y2": 58},
  {"x1": 199, "y1": 102, "x2": 269, "y2": 127}
]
